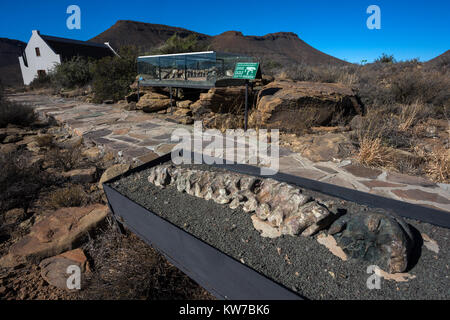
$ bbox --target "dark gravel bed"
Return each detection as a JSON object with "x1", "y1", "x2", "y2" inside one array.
[{"x1": 109, "y1": 163, "x2": 450, "y2": 300}]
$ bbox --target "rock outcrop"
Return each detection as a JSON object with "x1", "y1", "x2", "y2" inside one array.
[
  {"x1": 284, "y1": 132, "x2": 356, "y2": 162},
  {"x1": 39, "y1": 248, "x2": 90, "y2": 290},
  {"x1": 98, "y1": 164, "x2": 130, "y2": 190},
  {"x1": 136, "y1": 92, "x2": 172, "y2": 113},
  {"x1": 328, "y1": 211, "x2": 414, "y2": 273},
  {"x1": 0, "y1": 205, "x2": 109, "y2": 268},
  {"x1": 249, "y1": 80, "x2": 363, "y2": 133}
]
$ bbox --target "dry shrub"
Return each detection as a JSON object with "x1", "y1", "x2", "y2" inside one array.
[
  {"x1": 422, "y1": 147, "x2": 450, "y2": 183},
  {"x1": 203, "y1": 113, "x2": 244, "y2": 132},
  {"x1": 398, "y1": 101, "x2": 422, "y2": 132},
  {"x1": 356, "y1": 137, "x2": 392, "y2": 167},
  {"x1": 34, "y1": 134, "x2": 53, "y2": 147},
  {"x1": 273, "y1": 63, "x2": 359, "y2": 86},
  {"x1": 45, "y1": 145, "x2": 83, "y2": 171},
  {"x1": 0, "y1": 100, "x2": 37, "y2": 128},
  {"x1": 270, "y1": 59, "x2": 449, "y2": 120},
  {"x1": 0, "y1": 151, "x2": 47, "y2": 212},
  {"x1": 46, "y1": 185, "x2": 88, "y2": 209}
]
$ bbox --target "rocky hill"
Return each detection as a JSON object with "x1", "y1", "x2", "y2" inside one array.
[
  {"x1": 425, "y1": 49, "x2": 450, "y2": 67},
  {"x1": 90, "y1": 20, "x2": 348, "y2": 65},
  {"x1": 90, "y1": 20, "x2": 210, "y2": 54},
  {"x1": 0, "y1": 38, "x2": 25, "y2": 86}
]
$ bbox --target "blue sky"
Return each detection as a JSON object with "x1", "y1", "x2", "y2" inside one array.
[{"x1": 0, "y1": 0, "x2": 448, "y2": 63}]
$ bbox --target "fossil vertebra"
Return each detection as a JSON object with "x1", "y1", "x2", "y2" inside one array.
[{"x1": 147, "y1": 165, "x2": 336, "y2": 237}]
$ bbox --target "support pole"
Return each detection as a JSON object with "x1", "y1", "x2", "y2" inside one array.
[
  {"x1": 169, "y1": 87, "x2": 173, "y2": 114},
  {"x1": 244, "y1": 80, "x2": 249, "y2": 131},
  {"x1": 137, "y1": 80, "x2": 140, "y2": 101}
]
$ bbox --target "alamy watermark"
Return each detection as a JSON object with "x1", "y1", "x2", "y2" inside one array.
[
  {"x1": 366, "y1": 5, "x2": 381, "y2": 30},
  {"x1": 66, "y1": 5, "x2": 81, "y2": 30},
  {"x1": 170, "y1": 121, "x2": 279, "y2": 175},
  {"x1": 66, "y1": 265, "x2": 81, "y2": 290},
  {"x1": 366, "y1": 265, "x2": 382, "y2": 289}
]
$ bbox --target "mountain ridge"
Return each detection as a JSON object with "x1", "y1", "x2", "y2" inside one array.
[
  {"x1": 0, "y1": 38, "x2": 26, "y2": 86},
  {"x1": 89, "y1": 20, "x2": 349, "y2": 65}
]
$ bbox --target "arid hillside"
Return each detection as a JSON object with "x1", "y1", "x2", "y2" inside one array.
[
  {"x1": 425, "y1": 49, "x2": 450, "y2": 67},
  {"x1": 90, "y1": 20, "x2": 348, "y2": 65},
  {"x1": 0, "y1": 38, "x2": 25, "y2": 86}
]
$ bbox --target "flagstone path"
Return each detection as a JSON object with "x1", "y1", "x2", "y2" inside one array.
[{"x1": 8, "y1": 93, "x2": 450, "y2": 213}]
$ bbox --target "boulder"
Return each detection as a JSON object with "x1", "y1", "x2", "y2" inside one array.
[
  {"x1": 26, "y1": 141, "x2": 40, "y2": 153},
  {"x1": 173, "y1": 108, "x2": 192, "y2": 117},
  {"x1": 283, "y1": 132, "x2": 356, "y2": 162},
  {"x1": 56, "y1": 136, "x2": 82, "y2": 149},
  {"x1": 3, "y1": 135, "x2": 22, "y2": 144},
  {"x1": 249, "y1": 80, "x2": 363, "y2": 133},
  {"x1": 190, "y1": 87, "x2": 247, "y2": 114},
  {"x1": 136, "y1": 92, "x2": 172, "y2": 113},
  {"x1": 2, "y1": 208, "x2": 26, "y2": 225},
  {"x1": 39, "y1": 248, "x2": 90, "y2": 290},
  {"x1": 0, "y1": 204, "x2": 109, "y2": 268},
  {"x1": 328, "y1": 211, "x2": 414, "y2": 273},
  {"x1": 177, "y1": 100, "x2": 193, "y2": 109},
  {"x1": 0, "y1": 143, "x2": 19, "y2": 154},
  {"x1": 62, "y1": 167, "x2": 97, "y2": 183},
  {"x1": 177, "y1": 116, "x2": 194, "y2": 125},
  {"x1": 98, "y1": 164, "x2": 130, "y2": 189},
  {"x1": 82, "y1": 147, "x2": 102, "y2": 160}
]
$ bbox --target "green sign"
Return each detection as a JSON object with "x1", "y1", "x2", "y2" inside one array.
[{"x1": 233, "y1": 62, "x2": 260, "y2": 79}]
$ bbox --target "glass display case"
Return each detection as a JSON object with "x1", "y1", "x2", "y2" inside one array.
[{"x1": 137, "y1": 51, "x2": 257, "y2": 88}]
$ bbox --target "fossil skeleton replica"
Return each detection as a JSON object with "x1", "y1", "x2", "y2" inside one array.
[
  {"x1": 146, "y1": 164, "x2": 413, "y2": 273},
  {"x1": 147, "y1": 164, "x2": 337, "y2": 237}
]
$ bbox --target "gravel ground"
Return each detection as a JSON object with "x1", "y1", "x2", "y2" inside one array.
[{"x1": 110, "y1": 163, "x2": 450, "y2": 300}]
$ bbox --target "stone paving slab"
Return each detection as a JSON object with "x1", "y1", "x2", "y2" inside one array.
[{"x1": 8, "y1": 93, "x2": 450, "y2": 213}]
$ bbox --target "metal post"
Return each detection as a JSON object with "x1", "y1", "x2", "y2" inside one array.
[
  {"x1": 137, "y1": 80, "x2": 140, "y2": 101},
  {"x1": 244, "y1": 80, "x2": 249, "y2": 131},
  {"x1": 185, "y1": 56, "x2": 187, "y2": 81},
  {"x1": 169, "y1": 86, "x2": 173, "y2": 114}
]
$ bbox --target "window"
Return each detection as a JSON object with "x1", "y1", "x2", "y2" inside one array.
[
  {"x1": 35, "y1": 47, "x2": 40, "y2": 57},
  {"x1": 37, "y1": 70, "x2": 46, "y2": 77}
]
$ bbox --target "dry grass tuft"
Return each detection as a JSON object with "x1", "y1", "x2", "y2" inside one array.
[
  {"x1": 45, "y1": 145, "x2": 83, "y2": 171},
  {"x1": 46, "y1": 185, "x2": 88, "y2": 209},
  {"x1": 423, "y1": 147, "x2": 450, "y2": 183},
  {"x1": 398, "y1": 101, "x2": 422, "y2": 132},
  {"x1": 356, "y1": 137, "x2": 393, "y2": 167}
]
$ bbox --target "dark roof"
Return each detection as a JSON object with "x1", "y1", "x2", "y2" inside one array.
[{"x1": 40, "y1": 34, "x2": 114, "y2": 61}]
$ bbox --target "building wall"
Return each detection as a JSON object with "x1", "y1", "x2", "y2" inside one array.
[{"x1": 18, "y1": 30, "x2": 61, "y2": 85}]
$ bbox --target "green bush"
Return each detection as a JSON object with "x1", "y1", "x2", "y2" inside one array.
[
  {"x1": 153, "y1": 33, "x2": 209, "y2": 54},
  {"x1": 375, "y1": 53, "x2": 396, "y2": 64},
  {"x1": 91, "y1": 46, "x2": 138, "y2": 103},
  {"x1": 29, "y1": 72, "x2": 53, "y2": 90},
  {"x1": 51, "y1": 56, "x2": 93, "y2": 89},
  {"x1": 0, "y1": 86, "x2": 36, "y2": 128}
]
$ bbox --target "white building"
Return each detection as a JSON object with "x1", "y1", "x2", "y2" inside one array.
[{"x1": 19, "y1": 30, "x2": 116, "y2": 85}]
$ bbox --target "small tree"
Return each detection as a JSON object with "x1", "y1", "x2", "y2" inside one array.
[
  {"x1": 375, "y1": 53, "x2": 396, "y2": 64},
  {"x1": 91, "y1": 46, "x2": 138, "y2": 103},
  {"x1": 52, "y1": 56, "x2": 93, "y2": 89},
  {"x1": 154, "y1": 33, "x2": 209, "y2": 54}
]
